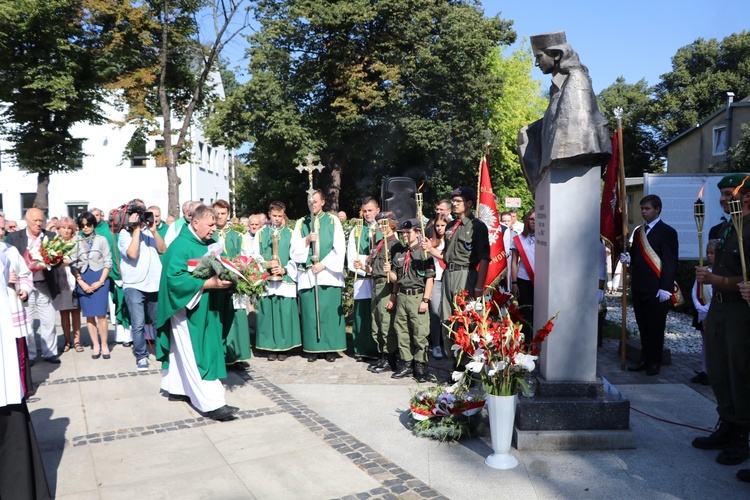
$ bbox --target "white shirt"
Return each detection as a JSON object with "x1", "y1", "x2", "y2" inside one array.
[{"x1": 118, "y1": 227, "x2": 162, "y2": 292}]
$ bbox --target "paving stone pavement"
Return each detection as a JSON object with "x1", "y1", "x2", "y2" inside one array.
[{"x1": 24, "y1": 316, "x2": 746, "y2": 499}]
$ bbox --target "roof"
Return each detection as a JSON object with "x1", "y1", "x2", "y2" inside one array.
[{"x1": 660, "y1": 97, "x2": 750, "y2": 151}]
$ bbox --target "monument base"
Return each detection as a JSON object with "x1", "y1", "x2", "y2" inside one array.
[{"x1": 513, "y1": 376, "x2": 635, "y2": 450}]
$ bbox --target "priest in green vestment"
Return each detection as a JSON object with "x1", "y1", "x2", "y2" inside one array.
[
  {"x1": 290, "y1": 190, "x2": 346, "y2": 362},
  {"x1": 211, "y1": 200, "x2": 252, "y2": 370},
  {"x1": 155, "y1": 204, "x2": 238, "y2": 421},
  {"x1": 346, "y1": 197, "x2": 381, "y2": 360},
  {"x1": 256, "y1": 201, "x2": 301, "y2": 360}
]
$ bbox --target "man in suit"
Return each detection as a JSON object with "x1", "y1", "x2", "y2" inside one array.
[
  {"x1": 6, "y1": 208, "x2": 61, "y2": 364},
  {"x1": 620, "y1": 195, "x2": 678, "y2": 375}
]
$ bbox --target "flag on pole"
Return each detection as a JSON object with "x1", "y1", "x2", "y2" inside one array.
[
  {"x1": 600, "y1": 133, "x2": 624, "y2": 272},
  {"x1": 477, "y1": 155, "x2": 507, "y2": 288}
]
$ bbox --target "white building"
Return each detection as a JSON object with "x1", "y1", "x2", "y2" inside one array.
[{"x1": 0, "y1": 101, "x2": 232, "y2": 222}]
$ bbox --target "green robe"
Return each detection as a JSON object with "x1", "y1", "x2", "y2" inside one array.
[
  {"x1": 351, "y1": 224, "x2": 381, "y2": 357},
  {"x1": 155, "y1": 227, "x2": 233, "y2": 380},
  {"x1": 256, "y1": 225, "x2": 301, "y2": 350},
  {"x1": 156, "y1": 221, "x2": 170, "y2": 240},
  {"x1": 213, "y1": 227, "x2": 251, "y2": 363}
]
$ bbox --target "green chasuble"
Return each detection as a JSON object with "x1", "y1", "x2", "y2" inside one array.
[
  {"x1": 156, "y1": 221, "x2": 170, "y2": 240},
  {"x1": 155, "y1": 227, "x2": 233, "y2": 380},
  {"x1": 258, "y1": 225, "x2": 295, "y2": 285},
  {"x1": 213, "y1": 227, "x2": 251, "y2": 363}
]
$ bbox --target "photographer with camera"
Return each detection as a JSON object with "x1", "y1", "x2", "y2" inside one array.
[{"x1": 117, "y1": 199, "x2": 166, "y2": 371}]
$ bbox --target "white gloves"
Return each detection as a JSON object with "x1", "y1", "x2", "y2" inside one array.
[
  {"x1": 657, "y1": 289, "x2": 671, "y2": 303},
  {"x1": 619, "y1": 252, "x2": 630, "y2": 266},
  {"x1": 697, "y1": 304, "x2": 709, "y2": 322}
]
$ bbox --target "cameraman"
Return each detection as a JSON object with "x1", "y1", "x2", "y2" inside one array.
[{"x1": 118, "y1": 199, "x2": 166, "y2": 371}]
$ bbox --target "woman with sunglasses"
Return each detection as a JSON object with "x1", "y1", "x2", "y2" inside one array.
[{"x1": 71, "y1": 212, "x2": 113, "y2": 359}]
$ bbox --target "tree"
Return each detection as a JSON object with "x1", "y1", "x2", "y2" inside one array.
[
  {"x1": 653, "y1": 31, "x2": 750, "y2": 143},
  {"x1": 486, "y1": 42, "x2": 545, "y2": 212},
  {"x1": 0, "y1": 0, "x2": 114, "y2": 212},
  {"x1": 99, "y1": 0, "x2": 252, "y2": 217},
  {"x1": 598, "y1": 77, "x2": 663, "y2": 177},
  {"x1": 206, "y1": 0, "x2": 516, "y2": 217}
]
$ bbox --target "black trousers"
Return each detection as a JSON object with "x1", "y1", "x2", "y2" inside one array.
[
  {"x1": 517, "y1": 278, "x2": 534, "y2": 344},
  {"x1": 0, "y1": 403, "x2": 51, "y2": 500},
  {"x1": 632, "y1": 293, "x2": 671, "y2": 365}
]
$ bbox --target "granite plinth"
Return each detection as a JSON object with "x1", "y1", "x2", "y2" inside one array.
[
  {"x1": 516, "y1": 376, "x2": 629, "y2": 431},
  {"x1": 623, "y1": 339, "x2": 672, "y2": 365}
]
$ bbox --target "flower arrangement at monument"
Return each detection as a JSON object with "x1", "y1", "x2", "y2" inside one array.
[
  {"x1": 409, "y1": 384, "x2": 486, "y2": 441},
  {"x1": 449, "y1": 290, "x2": 557, "y2": 397},
  {"x1": 189, "y1": 254, "x2": 270, "y2": 304},
  {"x1": 25, "y1": 236, "x2": 77, "y2": 272}
]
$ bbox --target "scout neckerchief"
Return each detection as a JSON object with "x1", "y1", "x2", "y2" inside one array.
[
  {"x1": 636, "y1": 224, "x2": 683, "y2": 306},
  {"x1": 513, "y1": 234, "x2": 535, "y2": 285}
]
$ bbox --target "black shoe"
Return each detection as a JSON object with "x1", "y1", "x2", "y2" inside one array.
[
  {"x1": 368, "y1": 354, "x2": 387, "y2": 372},
  {"x1": 717, "y1": 426, "x2": 750, "y2": 465},
  {"x1": 627, "y1": 362, "x2": 648, "y2": 372},
  {"x1": 737, "y1": 469, "x2": 750, "y2": 482},
  {"x1": 307, "y1": 354, "x2": 318, "y2": 362},
  {"x1": 228, "y1": 362, "x2": 249, "y2": 372},
  {"x1": 44, "y1": 355, "x2": 61, "y2": 364},
  {"x1": 206, "y1": 405, "x2": 239, "y2": 421},
  {"x1": 325, "y1": 353, "x2": 336, "y2": 362},
  {"x1": 168, "y1": 394, "x2": 191, "y2": 403},
  {"x1": 413, "y1": 362, "x2": 436, "y2": 383},
  {"x1": 691, "y1": 371, "x2": 710, "y2": 385},
  {"x1": 646, "y1": 363, "x2": 660, "y2": 376},
  {"x1": 392, "y1": 363, "x2": 413, "y2": 379},
  {"x1": 122, "y1": 342, "x2": 133, "y2": 347},
  {"x1": 277, "y1": 354, "x2": 288, "y2": 361},
  {"x1": 267, "y1": 354, "x2": 278, "y2": 361},
  {"x1": 693, "y1": 419, "x2": 734, "y2": 450}
]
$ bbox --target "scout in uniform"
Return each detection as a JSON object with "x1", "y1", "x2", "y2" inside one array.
[
  {"x1": 366, "y1": 212, "x2": 399, "y2": 373},
  {"x1": 423, "y1": 187, "x2": 490, "y2": 362},
  {"x1": 390, "y1": 218, "x2": 435, "y2": 382}
]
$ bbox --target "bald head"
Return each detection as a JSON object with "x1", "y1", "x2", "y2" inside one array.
[
  {"x1": 25, "y1": 208, "x2": 45, "y2": 237},
  {"x1": 186, "y1": 201, "x2": 203, "y2": 222},
  {"x1": 248, "y1": 215, "x2": 261, "y2": 235}
]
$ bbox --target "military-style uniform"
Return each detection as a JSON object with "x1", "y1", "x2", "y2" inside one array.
[
  {"x1": 368, "y1": 232, "x2": 399, "y2": 372},
  {"x1": 392, "y1": 238, "x2": 435, "y2": 380},
  {"x1": 347, "y1": 222, "x2": 381, "y2": 359},
  {"x1": 441, "y1": 214, "x2": 490, "y2": 356},
  {"x1": 693, "y1": 173, "x2": 750, "y2": 466}
]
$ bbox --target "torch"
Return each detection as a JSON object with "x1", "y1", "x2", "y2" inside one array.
[
  {"x1": 694, "y1": 185, "x2": 708, "y2": 305},
  {"x1": 377, "y1": 218, "x2": 391, "y2": 282},
  {"x1": 729, "y1": 176, "x2": 749, "y2": 305},
  {"x1": 415, "y1": 183, "x2": 427, "y2": 259}
]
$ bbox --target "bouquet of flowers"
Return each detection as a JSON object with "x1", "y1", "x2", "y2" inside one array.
[
  {"x1": 409, "y1": 384, "x2": 486, "y2": 441},
  {"x1": 189, "y1": 254, "x2": 270, "y2": 305},
  {"x1": 24, "y1": 235, "x2": 76, "y2": 272},
  {"x1": 449, "y1": 290, "x2": 557, "y2": 397}
]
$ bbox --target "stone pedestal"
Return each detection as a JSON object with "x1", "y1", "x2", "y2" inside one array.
[{"x1": 514, "y1": 167, "x2": 632, "y2": 449}]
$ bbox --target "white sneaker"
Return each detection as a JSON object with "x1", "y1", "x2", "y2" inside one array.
[
  {"x1": 432, "y1": 347, "x2": 444, "y2": 359},
  {"x1": 137, "y1": 358, "x2": 149, "y2": 372}
]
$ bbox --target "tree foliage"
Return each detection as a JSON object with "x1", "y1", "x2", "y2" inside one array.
[
  {"x1": 486, "y1": 42, "x2": 545, "y2": 213},
  {"x1": 0, "y1": 0, "x2": 115, "y2": 211},
  {"x1": 598, "y1": 77, "x2": 663, "y2": 176},
  {"x1": 653, "y1": 31, "x2": 750, "y2": 142},
  {"x1": 206, "y1": 0, "x2": 516, "y2": 217}
]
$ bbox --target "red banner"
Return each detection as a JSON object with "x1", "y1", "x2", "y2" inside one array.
[
  {"x1": 478, "y1": 155, "x2": 507, "y2": 288},
  {"x1": 600, "y1": 133, "x2": 623, "y2": 273}
]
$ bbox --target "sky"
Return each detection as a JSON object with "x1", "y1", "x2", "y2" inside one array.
[{"x1": 485, "y1": 0, "x2": 750, "y2": 93}]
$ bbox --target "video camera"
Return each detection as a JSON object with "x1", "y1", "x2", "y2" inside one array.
[{"x1": 126, "y1": 204, "x2": 154, "y2": 230}]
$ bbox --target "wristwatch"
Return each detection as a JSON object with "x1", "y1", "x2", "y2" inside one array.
[{"x1": 422, "y1": 297, "x2": 430, "y2": 304}]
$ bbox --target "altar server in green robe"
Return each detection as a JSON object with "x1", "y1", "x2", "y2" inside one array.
[
  {"x1": 256, "y1": 201, "x2": 301, "y2": 360},
  {"x1": 291, "y1": 190, "x2": 346, "y2": 362},
  {"x1": 212, "y1": 200, "x2": 252, "y2": 371},
  {"x1": 155, "y1": 204, "x2": 238, "y2": 421},
  {"x1": 347, "y1": 197, "x2": 381, "y2": 361}
]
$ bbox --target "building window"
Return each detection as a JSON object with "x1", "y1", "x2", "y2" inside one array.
[
  {"x1": 67, "y1": 204, "x2": 88, "y2": 219},
  {"x1": 129, "y1": 133, "x2": 148, "y2": 167},
  {"x1": 713, "y1": 126, "x2": 728, "y2": 156},
  {"x1": 21, "y1": 193, "x2": 36, "y2": 214},
  {"x1": 199, "y1": 142, "x2": 206, "y2": 170},
  {"x1": 0, "y1": 193, "x2": 3, "y2": 211}
]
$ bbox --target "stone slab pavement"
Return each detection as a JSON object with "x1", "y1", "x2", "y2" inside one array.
[{"x1": 25, "y1": 322, "x2": 747, "y2": 499}]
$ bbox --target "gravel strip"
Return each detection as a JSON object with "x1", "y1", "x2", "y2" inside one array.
[{"x1": 603, "y1": 294, "x2": 703, "y2": 354}]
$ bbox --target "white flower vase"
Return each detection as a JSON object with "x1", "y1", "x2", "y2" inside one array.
[{"x1": 484, "y1": 394, "x2": 518, "y2": 470}]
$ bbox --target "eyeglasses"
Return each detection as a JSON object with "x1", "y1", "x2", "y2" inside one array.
[{"x1": 80, "y1": 223, "x2": 93, "y2": 228}]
